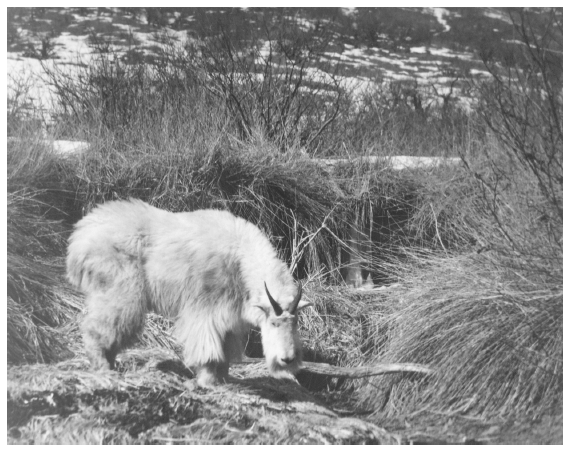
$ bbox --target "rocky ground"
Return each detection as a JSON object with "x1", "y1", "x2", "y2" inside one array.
[
  {"x1": 8, "y1": 350, "x2": 396, "y2": 445},
  {"x1": 8, "y1": 348, "x2": 561, "y2": 445}
]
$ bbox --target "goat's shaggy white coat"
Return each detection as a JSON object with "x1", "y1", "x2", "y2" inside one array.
[{"x1": 67, "y1": 199, "x2": 308, "y2": 386}]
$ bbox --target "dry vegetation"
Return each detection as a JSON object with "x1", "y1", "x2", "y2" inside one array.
[{"x1": 7, "y1": 7, "x2": 562, "y2": 445}]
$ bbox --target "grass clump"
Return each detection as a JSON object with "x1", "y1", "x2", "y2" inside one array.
[
  {"x1": 44, "y1": 52, "x2": 396, "y2": 280},
  {"x1": 356, "y1": 252, "x2": 562, "y2": 418},
  {"x1": 67, "y1": 134, "x2": 348, "y2": 279},
  {"x1": 7, "y1": 187, "x2": 81, "y2": 364},
  {"x1": 324, "y1": 156, "x2": 474, "y2": 285}
]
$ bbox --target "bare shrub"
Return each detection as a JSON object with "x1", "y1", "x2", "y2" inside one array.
[
  {"x1": 7, "y1": 74, "x2": 38, "y2": 135},
  {"x1": 182, "y1": 10, "x2": 346, "y2": 151},
  {"x1": 326, "y1": 80, "x2": 472, "y2": 157},
  {"x1": 468, "y1": 7, "x2": 562, "y2": 277},
  {"x1": 24, "y1": 33, "x2": 56, "y2": 60}
]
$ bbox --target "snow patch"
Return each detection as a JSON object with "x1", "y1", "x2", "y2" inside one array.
[
  {"x1": 483, "y1": 9, "x2": 511, "y2": 23},
  {"x1": 428, "y1": 47, "x2": 474, "y2": 61},
  {"x1": 7, "y1": 57, "x2": 56, "y2": 113},
  {"x1": 426, "y1": 7, "x2": 451, "y2": 33},
  {"x1": 410, "y1": 46, "x2": 427, "y2": 54},
  {"x1": 341, "y1": 8, "x2": 357, "y2": 16},
  {"x1": 7, "y1": 138, "x2": 90, "y2": 155},
  {"x1": 316, "y1": 155, "x2": 462, "y2": 171},
  {"x1": 52, "y1": 140, "x2": 90, "y2": 154}
]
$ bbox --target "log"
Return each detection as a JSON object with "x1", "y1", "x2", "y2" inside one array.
[
  {"x1": 299, "y1": 361, "x2": 434, "y2": 379},
  {"x1": 240, "y1": 358, "x2": 433, "y2": 379}
]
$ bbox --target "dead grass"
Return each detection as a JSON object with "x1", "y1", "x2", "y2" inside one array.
[
  {"x1": 7, "y1": 189, "x2": 82, "y2": 364},
  {"x1": 355, "y1": 252, "x2": 562, "y2": 419}
]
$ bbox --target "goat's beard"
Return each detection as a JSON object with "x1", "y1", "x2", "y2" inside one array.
[{"x1": 265, "y1": 355, "x2": 302, "y2": 379}]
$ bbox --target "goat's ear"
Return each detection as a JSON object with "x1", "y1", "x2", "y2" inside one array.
[{"x1": 296, "y1": 300, "x2": 313, "y2": 312}]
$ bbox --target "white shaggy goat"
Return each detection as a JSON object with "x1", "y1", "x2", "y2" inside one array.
[{"x1": 67, "y1": 199, "x2": 310, "y2": 386}]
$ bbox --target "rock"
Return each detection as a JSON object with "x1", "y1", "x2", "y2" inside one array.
[{"x1": 7, "y1": 354, "x2": 397, "y2": 445}]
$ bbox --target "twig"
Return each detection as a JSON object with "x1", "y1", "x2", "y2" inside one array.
[
  {"x1": 289, "y1": 204, "x2": 340, "y2": 274},
  {"x1": 430, "y1": 202, "x2": 448, "y2": 256}
]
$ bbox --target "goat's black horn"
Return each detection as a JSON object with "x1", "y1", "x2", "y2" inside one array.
[
  {"x1": 288, "y1": 281, "x2": 303, "y2": 314},
  {"x1": 265, "y1": 282, "x2": 283, "y2": 316}
]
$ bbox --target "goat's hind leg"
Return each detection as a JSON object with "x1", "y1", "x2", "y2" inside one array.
[
  {"x1": 82, "y1": 283, "x2": 147, "y2": 371},
  {"x1": 82, "y1": 308, "x2": 120, "y2": 370}
]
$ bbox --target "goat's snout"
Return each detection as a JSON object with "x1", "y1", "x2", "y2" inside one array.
[{"x1": 280, "y1": 354, "x2": 296, "y2": 365}]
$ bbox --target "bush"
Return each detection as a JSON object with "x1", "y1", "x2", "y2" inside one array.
[
  {"x1": 322, "y1": 80, "x2": 472, "y2": 157},
  {"x1": 475, "y1": 8, "x2": 562, "y2": 255},
  {"x1": 178, "y1": 11, "x2": 346, "y2": 152}
]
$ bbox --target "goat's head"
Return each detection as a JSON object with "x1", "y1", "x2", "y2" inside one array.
[{"x1": 258, "y1": 281, "x2": 310, "y2": 378}]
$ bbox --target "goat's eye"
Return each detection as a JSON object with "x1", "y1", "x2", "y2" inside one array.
[
  {"x1": 271, "y1": 321, "x2": 279, "y2": 327},
  {"x1": 255, "y1": 306, "x2": 268, "y2": 317}
]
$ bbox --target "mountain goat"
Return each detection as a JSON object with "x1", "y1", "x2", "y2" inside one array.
[{"x1": 67, "y1": 199, "x2": 310, "y2": 387}]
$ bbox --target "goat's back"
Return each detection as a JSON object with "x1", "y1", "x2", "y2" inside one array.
[
  {"x1": 66, "y1": 199, "x2": 161, "y2": 290},
  {"x1": 66, "y1": 199, "x2": 284, "y2": 298}
]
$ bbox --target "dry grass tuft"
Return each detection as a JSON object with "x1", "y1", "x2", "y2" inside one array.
[
  {"x1": 356, "y1": 252, "x2": 562, "y2": 418},
  {"x1": 7, "y1": 189, "x2": 82, "y2": 364},
  {"x1": 67, "y1": 134, "x2": 353, "y2": 279}
]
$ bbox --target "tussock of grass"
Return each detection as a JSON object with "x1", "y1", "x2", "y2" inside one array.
[
  {"x1": 7, "y1": 191, "x2": 82, "y2": 364},
  {"x1": 356, "y1": 252, "x2": 562, "y2": 418},
  {"x1": 324, "y1": 157, "x2": 473, "y2": 284},
  {"x1": 69, "y1": 135, "x2": 351, "y2": 278},
  {"x1": 341, "y1": 159, "x2": 470, "y2": 248},
  {"x1": 350, "y1": 127, "x2": 563, "y2": 419},
  {"x1": 7, "y1": 131, "x2": 87, "y2": 365}
]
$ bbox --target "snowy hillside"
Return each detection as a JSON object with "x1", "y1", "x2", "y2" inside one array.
[{"x1": 7, "y1": 7, "x2": 520, "y2": 116}]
